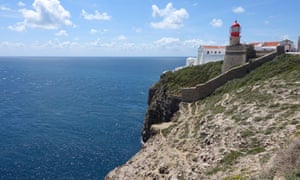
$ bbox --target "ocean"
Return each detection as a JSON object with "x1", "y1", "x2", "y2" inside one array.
[{"x1": 0, "y1": 57, "x2": 185, "y2": 179}]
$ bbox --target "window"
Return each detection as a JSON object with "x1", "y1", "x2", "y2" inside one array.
[{"x1": 207, "y1": 51, "x2": 209, "y2": 54}]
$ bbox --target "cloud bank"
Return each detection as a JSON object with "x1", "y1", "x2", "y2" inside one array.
[
  {"x1": 232, "y1": 6, "x2": 245, "y2": 14},
  {"x1": 9, "y1": 0, "x2": 72, "y2": 32},
  {"x1": 80, "y1": 10, "x2": 111, "y2": 21},
  {"x1": 151, "y1": 3, "x2": 189, "y2": 29},
  {"x1": 210, "y1": 18, "x2": 223, "y2": 27}
]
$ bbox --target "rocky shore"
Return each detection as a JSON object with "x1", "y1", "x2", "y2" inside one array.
[{"x1": 106, "y1": 55, "x2": 300, "y2": 179}]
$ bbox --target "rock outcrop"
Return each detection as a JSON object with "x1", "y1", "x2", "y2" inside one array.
[
  {"x1": 106, "y1": 55, "x2": 300, "y2": 180},
  {"x1": 142, "y1": 73, "x2": 181, "y2": 142}
]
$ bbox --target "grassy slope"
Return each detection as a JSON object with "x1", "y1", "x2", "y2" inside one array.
[
  {"x1": 216, "y1": 54, "x2": 300, "y2": 94},
  {"x1": 161, "y1": 61, "x2": 222, "y2": 95},
  {"x1": 197, "y1": 54, "x2": 300, "y2": 179},
  {"x1": 166, "y1": 54, "x2": 300, "y2": 179}
]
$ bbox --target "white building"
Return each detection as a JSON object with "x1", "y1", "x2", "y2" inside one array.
[
  {"x1": 186, "y1": 45, "x2": 226, "y2": 66},
  {"x1": 280, "y1": 39, "x2": 296, "y2": 52},
  {"x1": 198, "y1": 45, "x2": 226, "y2": 64}
]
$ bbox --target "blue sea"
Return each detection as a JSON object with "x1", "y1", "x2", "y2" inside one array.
[{"x1": 0, "y1": 57, "x2": 185, "y2": 179}]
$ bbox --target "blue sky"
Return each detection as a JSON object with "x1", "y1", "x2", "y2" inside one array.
[{"x1": 0, "y1": 0, "x2": 299, "y2": 56}]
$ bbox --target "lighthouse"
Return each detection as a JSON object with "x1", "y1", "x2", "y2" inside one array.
[
  {"x1": 222, "y1": 20, "x2": 255, "y2": 72},
  {"x1": 230, "y1": 20, "x2": 241, "y2": 46}
]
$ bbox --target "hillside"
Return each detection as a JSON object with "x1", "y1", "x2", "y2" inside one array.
[
  {"x1": 142, "y1": 61, "x2": 223, "y2": 142},
  {"x1": 106, "y1": 54, "x2": 300, "y2": 180}
]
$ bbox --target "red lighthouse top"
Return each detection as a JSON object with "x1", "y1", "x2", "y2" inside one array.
[{"x1": 230, "y1": 20, "x2": 241, "y2": 37}]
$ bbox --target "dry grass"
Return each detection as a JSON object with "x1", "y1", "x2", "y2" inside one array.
[{"x1": 260, "y1": 138, "x2": 300, "y2": 179}]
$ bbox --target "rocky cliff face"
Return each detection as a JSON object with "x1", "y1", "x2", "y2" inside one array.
[
  {"x1": 142, "y1": 61, "x2": 223, "y2": 142},
  {"x1": 106, "y1": 55, "x2": 300, "y2": 180},
  {"x1": 141, "y1": 74, "x2": 181, "y2": 142}
]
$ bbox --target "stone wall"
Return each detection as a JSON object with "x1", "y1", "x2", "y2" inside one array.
[{"x1": 182, "y1": 46, "x2": 284, "y2": 102}]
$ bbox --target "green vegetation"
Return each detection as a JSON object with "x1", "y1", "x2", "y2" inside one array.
[
  {"x1": 161, "y1": 61, "x2": 222, "y2": 95},
  {"x1": 156, "y1": 54, "x2": 300, "y2": 99},
  {"x1": 206, "y1": 165, "x2": 223, "y2": 175},
  {"x1": 264, "y1": 126, "x2": 276, "y2": 135},
  {"x1": 245, "y1": 147, "x2": 265, "y2": 155},
  {"x1": 296, "y1": 130, "x2": 300, "y2": 137},
  {"x1": 223, "y1": 174, "x2": 248, "y2": 180},
  {"x1": 206, "y1": 151, "x2": 243, "y2": 175},
  {"x1": 285, "y1": 167, "x2": 300, "y2": 180},
  {"x1": 240, "y1": 129, "x2": 255, "y2": 138},
  {"x1": 162, "y1": 54, "x2": 300, "y2": 178},
  {"x1": 220, "y1": 151, "x2": 243, "y2": 165},
  {"x1": 215, "y1": 54, "x2": 300, "y2": 95}
]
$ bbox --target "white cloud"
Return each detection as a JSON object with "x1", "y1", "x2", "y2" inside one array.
[
  {"x1": 210, "y1": 18, "x2": 223, "y2": 28},
  {"x1": 154, "y1": 37, "x2": 180, "y2": 46},
  {"x1": 57, "y1": 41, "x2": 79, "y2": 49},
  {"x1": 8, "y1": 22, "x2": 26, "y2": 32},
  {"x1": 232, "y1": 6, "x2": 245, "y2": 14},
  {"x1": 90, "y1": 28, "x2": 98, "y2": 34},
  {"x1": 134, "y1": 27, "x2": 142, "y2": 33},
  {"x1": 184, "y1": 39, "x2": 205, "y2": 48},
  {"x1": 9, "y1": 0, "x2": 72, "y2": 32},
  {"x1": 55, "y1": 30, "x2": 68, "y2": 36},
  {"x1": 0, "y1": 41, "x2": 25, "y2": 48},
  {"x1": 0, "y1": 5, "x2": 11, "y2": 11},
  {"x1": 18, "y1": 1, "x2": 26, "y2": 7},
  {"x1": 32, "y1": 40, "x2": 80, "y2": 49},
  {"x1": 116, "y1": 35, "x2": 127, "y2": 41},
  {"x1": 81, "y1": 10, "x2": 111, "y2": 20},
  {"x1": 151, "y1": 3, "x2": 189, "y2": 29},
  {"x1": 89, "y1": 28, "x2": 108, "y2": 34}
]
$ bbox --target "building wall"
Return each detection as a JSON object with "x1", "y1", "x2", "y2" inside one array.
[
  {"x1": 197, "y1": 46, "x2": 225, "y2": 65},
  {"x1": 280, "y1": 39, "x2": 295, "y2": 52}
]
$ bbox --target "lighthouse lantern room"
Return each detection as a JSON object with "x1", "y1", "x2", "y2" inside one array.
[{"x1": 230, "y1": 20, "x2": 241, "y2": 46}]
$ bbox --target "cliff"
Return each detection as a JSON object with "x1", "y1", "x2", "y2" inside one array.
[
  {"x1": 106, "y1": 54, "x2": 300, "y2": 179},
  {"x1": 141, "y1": 76, "x2": 181, "y2": 142},
  {"x1": 142, "y1": 61, "x2": 223, "y2": 142}
]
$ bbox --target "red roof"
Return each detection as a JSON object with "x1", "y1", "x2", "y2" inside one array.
[
  {"x1": 263, "y1": 42, "x2": 279, "y2": 47},
  {"x1": 201, "y1": 45, "x2": 226, "y2": 49}
]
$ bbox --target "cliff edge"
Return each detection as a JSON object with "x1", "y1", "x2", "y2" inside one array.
[
  {"x1": 141, "y1": 75, "x2": 181, "y2": 142},
  {"x1": 142, "y1": 61, "x2": 222, "y2": 142},
  {"x1": 106, "y1": 55, "x2": 300, "y2": 179}
]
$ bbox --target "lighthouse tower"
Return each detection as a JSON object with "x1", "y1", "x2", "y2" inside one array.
[
  {"x1": 230, "y1": 20, "x2": 241, "y2": 46},
  {"x1": 222, "y1": 20, "x2": 253, "y2": 72}
]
